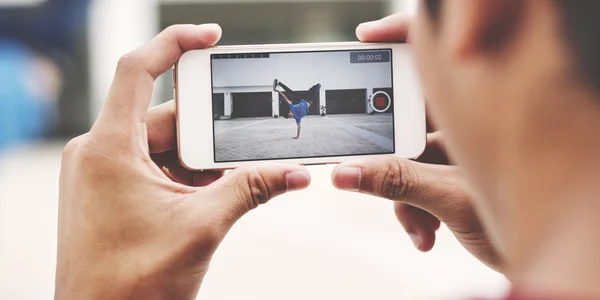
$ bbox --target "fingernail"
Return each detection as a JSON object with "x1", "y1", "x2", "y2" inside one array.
[
  {"x1": 358, "y1": 20, "x2": 378, "y2": 31},
  {"x1": 333, "y1": 167, "x2": 361, "y2": 192},
  {"x1": 199, "y1": 23, "x2": 220, "y2": 28},
  {"x1": 198, "y1": 23, "x2": 222, "y2": 32},
  {"x1": 286, "y1": 171, "x2": 310, "y2": 191},
  {"x1": 409, "y1": 233, "x2": 421, "y2": 250}
]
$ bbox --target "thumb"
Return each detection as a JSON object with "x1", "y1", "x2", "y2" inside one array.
[
  {"x1": 332, "y1": 156, "x2": 469, "y2": 218},
  {"x1": 195, "y1": 163, "x2": 311, "y2": 227}
]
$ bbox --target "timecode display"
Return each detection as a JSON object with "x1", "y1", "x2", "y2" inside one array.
[{"x1": 350, "y1": 50, "x2": 391, "y2": 64}]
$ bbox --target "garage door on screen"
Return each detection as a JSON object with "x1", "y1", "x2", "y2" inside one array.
[
  {"x1": 326, "y1": 89, "x2": 368, "y2": 115},
  {"x1": 231, "y1": 92, "x2": 272, "y2": 118}
]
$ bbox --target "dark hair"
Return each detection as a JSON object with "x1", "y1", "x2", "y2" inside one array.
[
  {"x1": 424, "y1": 0, "x2": 600, "y2": 90},
  {"x1": 554, "y1": 1, "x2": 600, "y2": 90},
  {"x1": 424, "y1": 0, "x2": 442, "y2": 21}
]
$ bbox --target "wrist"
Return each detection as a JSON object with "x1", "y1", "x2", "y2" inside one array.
[
  {"x1": 55, "y1": 271, "x2": 132, "y2": 300},
  {"x1": 55, "y1": 277, "x2": 189, "y2": 300},
  {"x1": 55, "y1": 263, "x2": 205, "y2": 300}
]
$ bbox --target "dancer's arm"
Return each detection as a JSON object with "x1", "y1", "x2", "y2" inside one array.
[{"x1": 295, "y1": 124, "x2": 301, "y2": 140}]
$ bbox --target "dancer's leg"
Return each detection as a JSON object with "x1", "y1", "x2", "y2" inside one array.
[
  {"x1": 277, "y1": 81, "x2": 304, "y2": 98},
  {"x1": 307, "y1": 83, "x2": 322, "y2": 103}
]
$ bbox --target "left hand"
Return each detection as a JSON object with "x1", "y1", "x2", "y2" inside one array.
[
  {"x1": 56, "y1": 24, "x2": 311, "y2": 300},
  {"x1": 332, "y1": 132, "x2": 501, "y2": 271},
  {"x1": 332, "y1": 15, "x2": 503, "y2": 272}
]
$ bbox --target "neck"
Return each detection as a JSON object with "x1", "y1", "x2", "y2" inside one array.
[
  {"x1": 502, "y1": 82, "x2": 600, "y2": 296},
  {"x1": 515, "y1": 198, "x2": 600, "y2": 298}
]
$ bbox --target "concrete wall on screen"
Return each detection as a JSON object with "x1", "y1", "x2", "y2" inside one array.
[
  {"x1": 212, "y1": 51, "x2": 393, "y2": 118},
  {"x1": 212, "y1": 51, "x2": 392, "y2": 90}
]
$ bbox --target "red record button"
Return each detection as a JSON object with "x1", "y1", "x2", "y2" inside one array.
[{"x1": 371, "y1": 91, "x2": 392, "y2": 113}]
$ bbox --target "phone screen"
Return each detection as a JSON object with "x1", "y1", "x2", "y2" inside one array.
[{"x1": 210, "y1": 49, "x2": 395, "y2": 163}]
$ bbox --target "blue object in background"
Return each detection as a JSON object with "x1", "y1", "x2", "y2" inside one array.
[
  {"x1": 0, "y1": 0, "x2": 92, "y2": 151},
  {"x1": 0, "y1": 39, "x2": 53, "y2": 151},
  {"x1": 0, "y1": 0, "x2": 93, "y2": 68}
]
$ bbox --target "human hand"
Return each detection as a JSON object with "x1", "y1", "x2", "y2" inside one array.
[
  {"x1": 56, "y1": 24, "x2": 311, "y2": 300},
  {"x1": 332, "y1": 132, "x2": 502, "y2": 271},
  {"x1": 331, "y1": 15, "x2": 504, "y2": 271}
]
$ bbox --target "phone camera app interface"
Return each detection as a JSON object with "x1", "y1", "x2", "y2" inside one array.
[{"x1": 211, "y1": 49, "x2": 395, "y2": 163}]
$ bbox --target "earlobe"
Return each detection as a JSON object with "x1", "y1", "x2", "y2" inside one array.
[{"x1": 448, "y1": 0, "x2": 525, "y2": 61}]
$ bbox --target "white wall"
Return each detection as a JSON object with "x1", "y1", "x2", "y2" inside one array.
[
  {"x1": 0, "y1": 0, "x2": 45, "y2": 6},
  {"x1": 388, "y1": 0, "x2": 417, "y2": 13},
  {"x1": 213, "y1": 51, "x2": 392, "y2": 90},
  {"x1": 88, "y1": 0, "x2": 160, "y2": 122},
  {"x1": 212, "y1": 51, "x2": 392, "y2": 117}
]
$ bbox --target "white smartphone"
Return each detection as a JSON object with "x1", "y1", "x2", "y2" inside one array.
[{"x1": 175, "y1": 42, "x2": 426, "y2": 171}]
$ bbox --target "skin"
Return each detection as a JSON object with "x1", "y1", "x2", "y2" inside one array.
[
  {"x1": 334, "y1": 1, "x2": 600, "y2": 298},
  {"x1": 55, "y1": 4, "x2": 600, "y2": 299},
  {"x1": 55, "y1": 24, "x2": 311, "y2": 300},
  {"x1": 334, "y1": 14, "x2": 502, "y2": 272},
  {"x1": 278, "y1": 90, "x2": 311, "y2": 140}
]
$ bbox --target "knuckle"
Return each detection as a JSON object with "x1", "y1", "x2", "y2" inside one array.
[
  {"x1": 62, "y1": 136, "x2": 84, "y2": 159},
  {"x1": 69, "y1": 134, "x2": 117, "y2": 169},
  {"x1": 163, "y1": 24, "x2": 186, "y2": 36},
  {"x1": 61, "y1": 134, "x2": 118, "y2": 180},
  {"x1": 75, "y1": 138, "x2": 130, "y2": 182},
  {"x1": 75, "y1": 138, "x2": 107, "y2": 164},
  {"x1": 115, "y1": 51, "x2": 142, "y2": 76},
  {"x1": 380, "y1": 159, "x2": 419, "y2": 200},
  {"x1": 236, "y1": 170, "x2": 271, "y2": 211}
]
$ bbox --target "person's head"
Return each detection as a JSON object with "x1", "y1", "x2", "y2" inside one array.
[
  {"x1": 288, "y1": 112, "x2": 294, "y2": 119},
  {"x1": 413, "y1": 0, "x2": 600, "y2": 255}
]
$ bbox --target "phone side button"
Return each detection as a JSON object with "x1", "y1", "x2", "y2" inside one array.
[{"x1": 172, "y1": 70, "x2": 176, "y2": 89}]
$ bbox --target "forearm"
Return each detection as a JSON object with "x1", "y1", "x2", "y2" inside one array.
[{"x1": 297, "y1": 126, "x2": 301, "y2": 138}]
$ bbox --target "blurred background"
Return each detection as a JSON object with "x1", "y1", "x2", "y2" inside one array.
[{"x1": 0, "y1": 0, "x2": 509, "y2": 299}]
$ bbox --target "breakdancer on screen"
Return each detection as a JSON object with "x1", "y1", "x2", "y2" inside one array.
[{"x1": 274, "y1": 79, "x2": 321, "y2": 140}]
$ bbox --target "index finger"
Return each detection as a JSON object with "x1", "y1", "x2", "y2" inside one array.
[
  {"x1": 95, "y1": 24, "x2": 222, "y2": 133},
  {"x1": 356, "y1": 14, "x2": 412, "y2": 43},
  {"x1": 147, "y1": 100, "x2": 176, "y2": 154}
]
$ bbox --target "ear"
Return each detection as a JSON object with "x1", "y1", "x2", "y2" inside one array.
[{"x1": 445, "y1": 0, "x2": 525, "y2": 60}]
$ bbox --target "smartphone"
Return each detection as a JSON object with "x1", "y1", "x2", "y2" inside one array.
[{"x1": 175, "y1": 42, "x2": 426, "y2": 171}]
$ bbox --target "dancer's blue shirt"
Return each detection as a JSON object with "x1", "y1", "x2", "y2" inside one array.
[{"x1": 289, "y1": 100, "x2": 309, "y2": 124}]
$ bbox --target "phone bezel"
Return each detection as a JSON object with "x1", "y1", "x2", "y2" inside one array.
[{"x1": 175, "y1": 42, "x2": 426, "y2": 171}]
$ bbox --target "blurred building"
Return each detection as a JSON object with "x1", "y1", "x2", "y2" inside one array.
[
  {"x1": 87, "y1": 0, "x2": 410, "y2": 134},
  {"x1": 0, "y1": 0, "x2": 411, "y2": 145},
  {"x1": 0, "y1": 0, "x2": 92, "y2": 149},
  {"x1": 210, "y1": 50, "x2": 393, "y2": 119}
]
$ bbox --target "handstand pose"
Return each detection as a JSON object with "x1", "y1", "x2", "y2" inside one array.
[{"x1": 274, "y1": 79, "x2": 321, "y2": 140}]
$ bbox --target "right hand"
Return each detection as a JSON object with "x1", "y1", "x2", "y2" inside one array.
[
  {"x1": 331, "y1": 14, "x2": 504, "y2": 271},
  {"x1": 56, "y1": 24, "x2": 311, "y2": 300}
]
